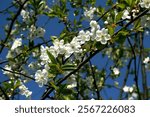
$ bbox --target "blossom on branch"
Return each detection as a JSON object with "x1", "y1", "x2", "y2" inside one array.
[
  {"x1": 11, "y1": 38, "x2": 22, "y2": 50},
  {"x1": 139, "y1": 0, "x2": 150, "y2": 9}
]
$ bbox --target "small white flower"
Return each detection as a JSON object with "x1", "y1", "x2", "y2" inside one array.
[
  {"x1": 21, "y1": 9, "x2": 29, "y2": 21},
  {"x1": 29, "y1": 25, "x2": 45, "y2": 39},
  {"x1": 95, "y1": 28, "x2": 111, "y2": 45},
  {"x1": 90, "y1": 20, "x2": 100, "y2": 29},
  {"x1": 67, "y1": 75, "x2": 77, "y2": 89},
  {"x1": 6, "y1": 51, "x2": 13, "y2": 59},
  {"x1": 123, "y1": 86, "x2": 129, "y2": 92},
  {"x1": 66, "y1": 37, "x2": 82, "y2": 55},
  {"x1": 112, "y1": 67, "x2": 120, "y2": 75},
  {"x1": 3, "y1": 65, "x2": 12, "y2": 75},
  {"x1": 123, "y1": 86, "x2": 134, "y2": 93},
  {"x1": 139, "y1": 0, "x2": 150, "y2": 9},
  {"x1": 67, "y1": 82, "x2": 77, "y2": 89},
  {"x1": 141, "y1": 16, "x2": 150, "y2": 28},
  {"x1": 122, "y1": 10, "x2": 131, "y2": 20},
  {"x1": 143, "y1": 57, "x2": 150, "y2": 64},
  {"x1": 129, "y1": 87, "x2": 134, "y2": 93},
  {"x1": 104, "y1": 21, "x2": 109, "y2": 25},
  {"x1": 40, "y1": 45, "x2": 50, "y2": 65},
  {"x1": 128, "y1": 93, "x2": 138, "y2": 100},
  {"x1": 11, "y1": 38, "x2": 22, "y2": 50},
  {"x1": 84, "y1": 7, "x2": 96, "y2": 19},
  {"x1": 19, "y1": 84, "x2": 32, "y2": 98},
  {"x1": 131, "y1": 9, "x2": 139, "y2": 18},
  {"x1": 77, "y1": 30, "x2": 90, "y2": 44},
  {"x1": 36, "y1": 27, "x2": 45, "y2": 37},
  {"x1": 35, "y1": 69, "x2": 49, "y2": 87},
  {"x1": 53, "y1": 39, "x2": 65, "y2": 55},
  {"x1": 131, "y1": 93, "x2": 138, "y2": 98}
]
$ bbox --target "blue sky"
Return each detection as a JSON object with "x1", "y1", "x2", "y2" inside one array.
[{"x1": 0, "y1": 0, "x2": 150, "y2": 100}]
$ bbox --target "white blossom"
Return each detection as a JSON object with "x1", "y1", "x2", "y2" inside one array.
[
  {"x1": 143, "y1": 57, "x2": 150, "y2": 64},
  {"x1": 21, "y1": 9, "x2": 29, "y2": 21},
  {"x1": 67, "y1": 74, "x2": 77, "y2": 89},
  {"x1": 3, "y1": 65, "x2": 12, "y2": 76},
  {"x1": 84, "y1": 7, "x2": 96, "y2": 19},
  {"x1": 76, "y1": 30, "x2": 91, "y2": 44},
  {"x1": 53, "y1": 39, "x2": 65, "y2": 55},
  {"x1": 95, "y1": 28, "x2": 111, "y2": 44},
  {"x1": 35, "y1": 69, "x2": 49, "y2": 87},
  {"x1": 90, "y1": 20, "x2": 100, "y2": 30},
  {"x1": 19, "y1": 84, "x2": 32, "y2": 98},
  {"x1": 139, "y1": 0, "x2": 150, "y2": 9},
  {"x1": 104, "y1": 21, "x2": 109, "y2": 25},
  {"x1": 128, "y1": 93, "x2": 138, "y2": 100},
  {"x1": 29, "y1": 25, "x2": 45, "y2": 39},
  {"x1": 6, "y1": 51, "x2": 13, "y2": 59},
  {"x1": 122, "y1": 10, "x2": 131, "y2": 20},
  {"x1": 113, "y1": 67, "x2": 120, "y2": 75},
  {"x1": 11, "y1": 38, "x2": 22, "y2": 50},
  {"x1": 69, "y1": 38, "x2": 82, "y2": 53},
  {"x1": 36, "y1": 27, "x2": 45, "y2": 37},
  {"x1": 141, "y1": 16, "x2": 150, "y2": 28},
  {"x1": 131, "y1": 9, "x2": 139, "y2": 18},
  {"x1": 123, "y1": 86, "x2": 134, "y2": 93},
  {"x1": 40, "y1": 45, "x2": 51, "y2": 65}
]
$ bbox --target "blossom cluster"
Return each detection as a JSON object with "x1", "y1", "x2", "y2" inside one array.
[
  {"x1": 143, "y1": 57, "x2": 150, "y2": 69},
  {"x1": 3, "y1": 65, "x2": 13, "y2": 76},
  {"x1": 123, "y1": 86, "x2": 134, "y2": 93},
  {"x1": 35, "y1": 69, "x2": 49, "y2": 87},
  {"x1": 84, "y1": 7, "x2": 96, "y2": 19},
  {"x1": 36, "y1": 20, "x2": 111, "y2": 87},
  {"x1": 139, "y1": 0, "x2": 150, "y2": 9},
  {"x1": 6, "y1": 38, "x2": 23, "y2": 59},
  {"x1": 122, "y1": 9, "x2": 131, "y2": 20},
  {"x1": 40, "y1": 20, "x2": 110, "y2": 65},
  {"x1": 112, "y1": 67, "x2": 120, "y2": 75},
  {"x1": 66, "y1": 74, "x2": 77, "y2": 89},
  {"x1": 29, "y1": 25, "x2": 45, "y2": 40},
  {"x1": 123, "y1": 85, "x2": 138, "y2": 100},
  {"x1": 11, "y1": 38, "x2": 22, "y2": 50},
  {"x1": 141, "y1": 16, "x2": 150, "y2": 29},
  {"x1": 21, "y1": 9, "x2": 30, "y2": 21},
  {"x1": 19, "y1": 83, "x2": 32, "y2": 98}
]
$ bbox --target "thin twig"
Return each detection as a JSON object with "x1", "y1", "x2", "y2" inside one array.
[
  {"x1": 0, "y1": 0, "x2": 29, "y2": 54},
  {"x1": 127, "y1": 37, "x2": 141, "y2": 99},
  {"x1": 0, "y1": 66, "x2": 35, "y2": 80}
]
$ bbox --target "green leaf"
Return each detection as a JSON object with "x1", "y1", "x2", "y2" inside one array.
[
  {"x1": 62, "y1": 64, "x2": 76, "y2": 71},
  {"x1": 50, "y1": 82, "x2": 58, "y2": 90},
  {"x1": 46, "y1": 50, "x2": 57, "y2": 64},
  {"x1": 126, "y1": 0, "x2": 133, "y2": 6},
  {"x1": 14, "y1": 80, "x2": 21, "y2": 89},
  {"x1": 106, "y1": 0, "x2": 113, "y2": 6},
  {"x1": 48, "y1": 63, "x2": 63, "y2": 74},
  {"x1": 117, "y1": 3, "x2": 126, "y2": 9},
  {"x1": 115, "y1": 12, "x2": 123, "y2": 23},
  {"x1": 108, "y1": 26, "x2": 115, "y2": 36},
  {"x1": 50, "y1": 36, "x2": 58, "y2": 41},
  {"x1": 115, "y1": 30, "x2": 129, "y2": 44}
]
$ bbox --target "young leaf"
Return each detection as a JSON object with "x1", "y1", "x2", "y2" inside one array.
[
  {"x1": 61, "y1": 64, "x2": 76, "y2": 71},
  {"x1": 46, "y1": 50, "x2": 57, "y2": 64}
]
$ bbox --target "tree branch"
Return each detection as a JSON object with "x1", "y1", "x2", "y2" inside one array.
[
  {"x1": 127, "y1": 37, "x2": 141, "y2": 99},
  {"x1": 0, "y1": 0, "x2": 29, "y2": 54}
]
